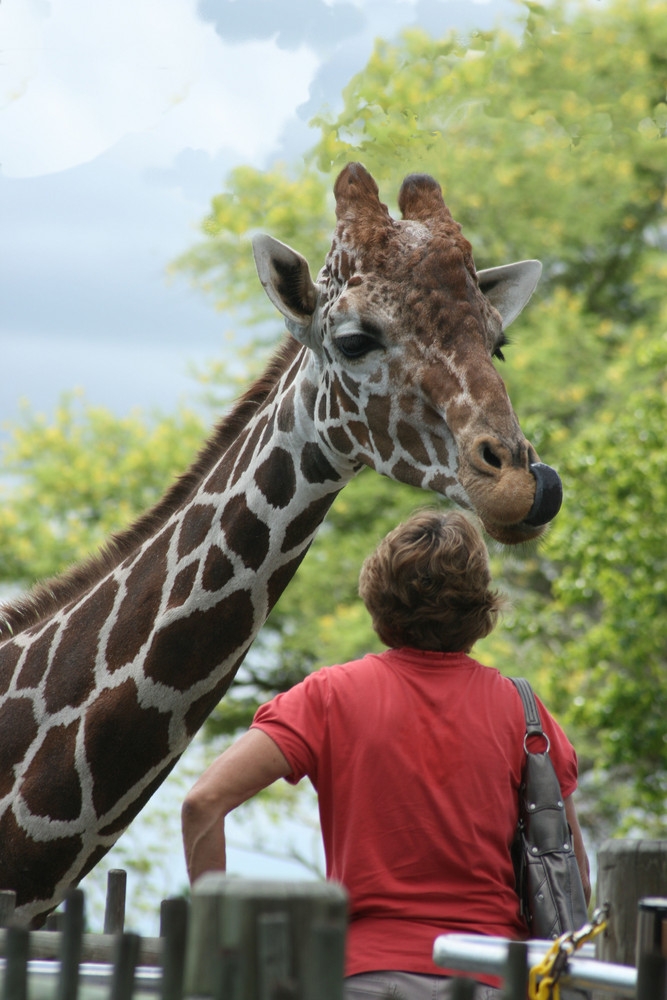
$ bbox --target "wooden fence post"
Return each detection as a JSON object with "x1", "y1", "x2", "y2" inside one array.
[
  {"x1": 0, "y1": 893, "x2": 16, "y2": 930},
  {"x1": 1, "y1": 925, "x2": 29, "y2": 1000},
  {"x1": 596, "y1": 840, "x2": 667, "y2": 966},
  {"x1": 308, "y1": 918, "x2": 347, "y2": 1000},
  {"x1": 109, "y1": 932, "x2": 140, "y2": 1000},
  {"x1": 104, "y1": 869, "x2": 127, "y2": 936},
  {"x1": 257, "y1": 912, "x2": 294, "y2": 1000},
  {"x1": 55, "y1": 889, "x2": 85, "y2": 1000},
  {"x1": 593, "y1": 840, "x2": 667, "y2": 1000},
  {"x1": 183, "y1": 876, "x2": 348, "y2": 1000},
  {"x1": 160, "y1": 897, "x2": 188, "y2": 1000},
  {"x1": 636, "y1": 897, "x2": 667, "y2": 1000}
]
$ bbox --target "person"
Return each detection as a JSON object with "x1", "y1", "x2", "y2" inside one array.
[{"x1": 182, "y1": 509, "x2": 591, "y2": 999}]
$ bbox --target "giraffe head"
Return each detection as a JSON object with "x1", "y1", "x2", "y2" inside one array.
[{"x1": 253, "y1": 163, "x2": 561, "y2": 544}]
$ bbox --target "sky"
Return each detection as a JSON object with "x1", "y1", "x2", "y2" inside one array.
[
  {"x1": 1, "y1": 0, "x2": 520, "y2": 928},
  {"x1": 0, "y1": 0, "x2": 518, "y2": 437}
]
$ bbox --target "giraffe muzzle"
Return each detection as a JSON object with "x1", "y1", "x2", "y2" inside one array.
[{"x1": 523, "y1": 462, "x2": 563, "y2": 527}]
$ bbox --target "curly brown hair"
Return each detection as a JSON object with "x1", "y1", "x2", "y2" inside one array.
[{"x1": 358, "y1": 509, "x2": 505, "y2": 653}]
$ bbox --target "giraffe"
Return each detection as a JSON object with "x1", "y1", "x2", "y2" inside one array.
[{"x1": 0, "y1": 163, "x2": 561, "y2": 926}]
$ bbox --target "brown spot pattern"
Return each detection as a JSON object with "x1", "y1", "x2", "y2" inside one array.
[
  {"x1": 105, "y1": 526, "x2": 175, "y2": 671},
  {"x1": 0, "y1": 697, "x2": 38, "y2": 798},
  {"x1": 167, "y1": 562, "x2": 198, "y2": 609},
  {"x1": 340, "y1": 372, "x2": 360, "y2": 397},
  {"x1": 177, "y1": 504, "x2": 215, "y2": 559},
  {"x1": 347, "y1": 421, "x2": 371, "y2": 449},
  {"x1": 184, "y1": 652, "x2": 246, "y2": 737},
  {"x1": 76, "y1": 843, "x2": 110, "y2": 882},
  {"x1": 327, "y1": 390, "x2": 340, "y2": 421},
  {"x1": 396, "y1": 419, "x2": 430, "y2": 465},
  {"x1": 267, "y1": 552, "x2": 309, "y2": 609},
  {"x1": 0, "y1": 808, "x2": 82, "y2": 910},
  {"x1": 99, "y1": 758, "x2": 177, "y2": 837},
  {"x1": 327, "y1": 425, "x2": 353, "y2": 454},
  {"x1": 45, "y1": 578, "x2": 118, "y2": 713},
  {"x1": 260, "y1": 418, "x2": 276, "y2": 453},
  {"x1": 203, "y1": 433, "x2": 244, "y2": 494},
  {"x1": 254, "y1": 447, "x2": 296, "y2": 509},
  {"x1": 391, "y1": 457, "x2": 425, "y2": 489},
  {"x1": 0, "y1": 641, "x2": 21, "y2": 697},
  {"x1": 281, "y1": 495, "x2": 337, "y2": 553},
  {"x1": 230, "y1": 415, "x2": 269, "y2": 488},
  {"x1": 431, "y1": 433, "x2": 454, "y2": 467},
  {"x1": 21, "y1": 721, "x2": 82, "y2": 820},
  {"x1": 202, "y1": 546, "x2": 234, "y2": 593},
  {"x1": 365, "y1": 395, "x2": 394, "y2": 462},
  {"x1": 428, "y1": 472, "x2": 457, "y2": 497},
  {"x1": 277, "y1": 387, "x2": 296, "y2": 432},
  {"x1": 144, "y1": 589, "x2": 254, "y2": 692},
  {"x1": 335, "y1": 383, "x2": 359, "y2": 414},
  {"x1": 300, "y1": 443, "x2": 341, "y2": 485},
  {"x1": 299, "y1": 380, "x2": 318, "y2": 419},
  {"x1": 85, "y1": 678, "x2": 171, "y2": 818},
  {"x1": 16, "y1": 622, "x2": 59, "y2": 691},
  {"x1": 222, "y1": 494, "x2": 271, "y2": 571}
]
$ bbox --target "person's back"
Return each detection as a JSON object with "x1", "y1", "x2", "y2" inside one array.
[
  {"x1": 182, "y1": 509, "x2": 590, "y2": 1000},
  {"x1": 253, "y1": 645, "x2": 578, "y2": 982}
]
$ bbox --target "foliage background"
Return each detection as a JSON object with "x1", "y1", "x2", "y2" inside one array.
[{"x1": 1, "y1": 0, "x2": 665, "y2": 919}]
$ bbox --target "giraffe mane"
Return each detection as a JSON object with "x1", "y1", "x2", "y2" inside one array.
[{"x1": 0, "y1": 335, "x2": 303, "y2": 640}]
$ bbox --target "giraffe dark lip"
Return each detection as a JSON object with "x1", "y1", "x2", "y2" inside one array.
[{"x1": 523, "y1": 462, "x2": 563, "y2": 527}]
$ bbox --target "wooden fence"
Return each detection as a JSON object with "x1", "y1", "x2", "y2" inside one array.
[{"x1": 1, "y1": 839, "x2": 666, "y2": 999}]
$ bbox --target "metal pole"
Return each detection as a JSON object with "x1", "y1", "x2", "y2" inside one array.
[
  {"x1": 502, "y1": 940, "x2": 529, "y2": 1000},
  {"x1": 433, "y1": 934, "x2": 636, "y2": 996}
]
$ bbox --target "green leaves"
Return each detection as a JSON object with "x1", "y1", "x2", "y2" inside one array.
[
  {"x1": 171, "y1": 164, "x2": 332, "y2": 324},
  {"x1": 2, "y1": 0, "x2": 666, "y2": 837},
  {"x1": 544, "y1": 326, "x2": 667, "y2": 805},
  {"x1": 0, "y1": 393, "x2": 204, "y2": 586}
]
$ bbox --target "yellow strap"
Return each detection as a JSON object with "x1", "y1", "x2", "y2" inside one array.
[
  {"x1": 528, "y1": 907, "x2": 610, "y2": 1000},
  {"x1": 528, "y1": 937, "x2": 565, "y2": 1000}
]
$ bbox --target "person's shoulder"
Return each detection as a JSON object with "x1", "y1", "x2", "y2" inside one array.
[
  {"x1": 468, "y1": 663, "x2": 529, "y2": 712},
  {"x1": 464, "y1": 656, "x2": 513, "y2": 685},
  {"x1": 319, "y1": 651, "x2": 388, "y2": 679}
]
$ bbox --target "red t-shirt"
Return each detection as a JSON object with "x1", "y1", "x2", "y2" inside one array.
[{"x1": 251, "y1": 649, "x2": 578, "y2": 981}]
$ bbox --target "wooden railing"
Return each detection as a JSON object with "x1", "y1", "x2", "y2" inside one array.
[
  {"x1": 0, "y1": 872, "x2": 348, "y2": 1000},
  {"x1": 1, "y1": 839, "x2": 667, "y2": 998}
]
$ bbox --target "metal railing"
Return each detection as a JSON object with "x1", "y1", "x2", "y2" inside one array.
[{"x1": 433, "y1": 933, "x2": 636, "y2": 996}]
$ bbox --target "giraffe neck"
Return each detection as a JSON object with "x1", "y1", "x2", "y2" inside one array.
[{"x1": 0, "y1": 339, "x2": 352, "y2": 923}]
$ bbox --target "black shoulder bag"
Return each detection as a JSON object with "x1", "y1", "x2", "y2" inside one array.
[{"x1": 510, "y1": 677, "x2": 588, "y2": 941}]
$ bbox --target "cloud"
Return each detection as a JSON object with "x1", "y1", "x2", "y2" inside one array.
[
  {"x1": 197, "y1": 0, "x2": 366, "y2": 52},
  {"x1": 413, "y1": 0, "x2": 519, "y2": 37},
  {"x1": 0, "y1": 150, "x2": 227, "y2": 346},
  {"x1": 0, "y1": 0, "x2": 320, "y2": 178}
]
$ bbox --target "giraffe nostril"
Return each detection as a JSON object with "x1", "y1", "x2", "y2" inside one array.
[{"x1": 482, "y1": 444, "x2": 502, "y2": 470}]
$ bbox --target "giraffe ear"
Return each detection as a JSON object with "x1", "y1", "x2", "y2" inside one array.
[
  {"x1": 477, "y1": 260, "x2": 542, "y2": 330},
  {"x1": 252, "y1": 235, "x2": 318, "y2": 336}
]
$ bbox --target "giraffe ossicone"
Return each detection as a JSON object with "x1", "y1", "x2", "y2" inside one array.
[{"x1": 0, "y1": 162, "x2": 561, "y2": 925}]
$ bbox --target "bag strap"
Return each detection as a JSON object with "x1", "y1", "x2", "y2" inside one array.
[{"x1": 509, "y1": 677, "x2": 544, "y2": 739}]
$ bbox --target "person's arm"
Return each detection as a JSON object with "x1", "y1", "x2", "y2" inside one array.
[
  {"x1": 182, "y1": 728, "x2": 291, "y2": 885},
  {"x1": 564, "y1": 794, "x2": 592, "y2": 905}
]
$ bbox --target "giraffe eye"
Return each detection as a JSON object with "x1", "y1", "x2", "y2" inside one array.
[{"x1": 335, "y1": 333, "x2": 380, "y2": 359}]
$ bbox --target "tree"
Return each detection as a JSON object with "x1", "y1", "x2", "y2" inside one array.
[
  {"x1": 176, "y1": 0, "x2": 667, "y2": 831},
  {"x1": 0, "y1": 393, "x2": 205, "y2": 588},
  {"x1": 1, "y1": 0, "x2": 665, "y2": 869},
  {"x1": 543, "y1": 312, "x2": 667, "y2": 835}
]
